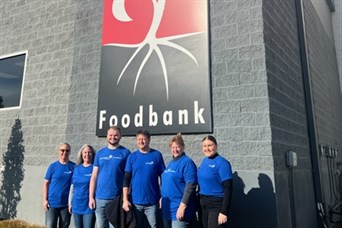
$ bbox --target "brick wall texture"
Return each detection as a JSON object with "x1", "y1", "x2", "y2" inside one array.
[{"x1": 0, "y1": 0, "x2": 341, "y2": 227}]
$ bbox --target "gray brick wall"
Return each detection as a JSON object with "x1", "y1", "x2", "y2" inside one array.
[
  {"x1": 263, "y1": 0, "x2": 342, "y2": 227},
  {"x1": 1, "y1": 0, "x2": 341, "y2": 227},
  {"x1": 0, "y1": 0, "x2": 106, "y2": 223},
  {"x1": 263, "y1": 0, "x2": 317, "y2": 227},
  {"x1": 332, "y1": 0, "x2": 342, "y2": 92},
  {"x1": 304, "y1": 0, "x2": 342, "y2": 224},
  {"x1": 210, "y1": 0, "x2": 272, "y2": 173}
]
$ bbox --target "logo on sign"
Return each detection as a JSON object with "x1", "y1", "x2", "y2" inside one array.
[{"x1": 97, "y1": 0, "x2": 212, "y2": 136}]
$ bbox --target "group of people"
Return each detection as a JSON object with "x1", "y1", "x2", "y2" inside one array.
[{"x1": 43, "y1": 126, "x2": 233, "y2": 228}]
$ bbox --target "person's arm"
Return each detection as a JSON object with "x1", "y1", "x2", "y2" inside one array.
[
  {"x1": 158, "y1": 153, "x2": 166, "y2": 209},
  {"x1": 220, "y1": 179, "x2": 233, "y2": 215},
  {"x1": 176, "y1": 182, "x2": 196, "y2": 221},
  {"x1": 218, "y1": 179, "x2": 233, "y2": 224},
  {"x1": 88, "y1": 166, "x2": 99, "y2": 210},
  {"x1": 42, "y1": 180, "x2": 50, "y2": 211},
  {"x1": 122, "y1": 172, "x2": 132, "y2": 212},
  {"x1": 68, "y1": 184, "x2": 74, "y2": 213}
]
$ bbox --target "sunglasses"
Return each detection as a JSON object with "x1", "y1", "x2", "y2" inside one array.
[{"x1": 60, "y1": 149, "x2": 70, "y2": 152}]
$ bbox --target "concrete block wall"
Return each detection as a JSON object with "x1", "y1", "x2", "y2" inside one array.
[
  {"x1": 263, "y1": 0, "x2": 318, "y2": 227},
  {"x1": 210, "y1": 0, "x2": 272, "y2": 170},
  {"x1": 263, "y1": 0, "x2": 342, "y2": 227},
  {"x1": 1, "y1": 0, "x2": 341, "y2": 227},
  {"x1": 0, "y1": 0, "x2": 105, "y2": 224},
  {"x1": 63, "y1": 0, "x2": 105, "y2": 152},
  {"x1": 303, "y1": 0, "x2": 342, "y2": 221},
  {"x1": 209, "y1": 1, "x2": 278, "y2": 227},
  {"x1": 332, "y1": 0, "x2": 342, "y2": 92},
  {"x1": 304, "y1": 0, "x2": 342, "y2": 150}
]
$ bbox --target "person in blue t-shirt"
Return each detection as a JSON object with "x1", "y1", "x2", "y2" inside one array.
[
  {"x1": 161, "y1": 133, "x2": 198, "y2": 228},
  {"x1": 89, "y1": 126, "x2": 131, "y2": 228},
  {"x1": 43, "y1": 143, "x2": 75, "y2": 228},
  {"x1": 197, "y1": 136, "x2": 233, "y2": 228},
  {"x1": 68, "y1": 144, "x2": 96, "y2": 228},
  {"x1": 122, "y1": 129, "x2": 166, "y2": 228}
]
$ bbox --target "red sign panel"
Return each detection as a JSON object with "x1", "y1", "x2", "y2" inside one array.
[{"x1": 102, "y1": 0, "x2": 207, "y2": 45}]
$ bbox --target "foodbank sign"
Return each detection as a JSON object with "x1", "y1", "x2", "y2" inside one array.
[{"x1": 96, "y1": 0, "x2": 212, "y2": 136}]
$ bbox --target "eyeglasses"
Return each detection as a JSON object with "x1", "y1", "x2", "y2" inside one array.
[{"x1": 60, "y1": 149, "x2": 70, "y2": 152}]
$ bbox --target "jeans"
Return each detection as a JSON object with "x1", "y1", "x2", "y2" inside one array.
[
  {"x1": 199, "y1": 195, "x2": 227, "y2": 228},
  {"x1": 133, "y1": 203, "x2": 158, "y2": 228},
  {"x1": 73, "y1": 213, "x2": 96, "y2": 228},
  {"x1": 45, "y1": 207, "x2": 71, "y2": 228},
  {"x1": 95, "y1": 199, "x2": 114, "y2": 228},
  {"x1": 163, "y1": 218, "x2": 192, "y2": 228}
]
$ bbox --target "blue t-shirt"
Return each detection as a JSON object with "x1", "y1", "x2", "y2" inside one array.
[
  {"x1": 71, "y1": 164, "x2": 94, "y2": 214},
  {"x1": 94, "y1": 146, "x2": 130, "y2": 199},
  {"x1": 161, "y1": 153, "x2": 197, "y2": 220},
  {"x1": 125, "y1": 149, "x2": 165, "y2": 205},
  {"x1": 45, "y1": 161, "x2": 75, "y2": 208},
  {"x1": 197, "y1": 154, "x2": 233, "y2": 197}
]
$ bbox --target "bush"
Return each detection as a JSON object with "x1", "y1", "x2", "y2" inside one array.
[{"x1": 0, "y1": 219, "x2": 44, "y2": 228}]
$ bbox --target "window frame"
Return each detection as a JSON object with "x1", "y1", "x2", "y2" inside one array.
[{"x1": 0, "y1": 51, "x2": 28, "y2": 111}]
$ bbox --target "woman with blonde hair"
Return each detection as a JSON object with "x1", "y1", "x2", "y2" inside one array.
[
  {"x1": 161, "y1": 133, "x2": 198, "y2": 227},
  {"x1": 69, "y1": 144, "x2": 96, "y2": 228}
]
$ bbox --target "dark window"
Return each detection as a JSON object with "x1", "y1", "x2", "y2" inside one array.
[{"x1": 0, "y1": 52, "x2": 27, "y2": 109}]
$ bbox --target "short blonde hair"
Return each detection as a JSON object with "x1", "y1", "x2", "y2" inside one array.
[{"x1": 169, "y1": 133, "x2": 185, "y2": 148}]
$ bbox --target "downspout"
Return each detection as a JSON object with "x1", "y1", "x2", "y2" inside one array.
[{"x1": 294, "y1": 0, "x2": 328, "y2": 227}]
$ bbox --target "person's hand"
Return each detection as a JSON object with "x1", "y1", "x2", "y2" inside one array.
[
  {"x1": 89, "y1": 197, "x2": 96, "y2": 210},
  {"x1": 43, "y1": 200, "x2": 49, "y2": 211},
  {"x1": 218, "y1": 213, "x2": 228, "y2": 225},
  {"x1": 68, "y1": 205, "x2": 72, "y2": 214},
  {"x1": 176, "y1": 203, "x2": 186, "y2": 221},
  {"x1": 122, "y1": 199, "x2": 131, "y2": 212}
]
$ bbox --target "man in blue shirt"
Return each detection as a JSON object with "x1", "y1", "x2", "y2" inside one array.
[
  {"x1": 89, "y1": 126, "x2": 130, "y2": 228},
  {"x1": 43, "y1": 143, "x2": 75, "y2": 228},
  {"x1": 122, "y1": 130, "x2": 165, "y2": 228}
]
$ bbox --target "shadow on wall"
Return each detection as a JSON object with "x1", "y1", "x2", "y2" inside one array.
[
  {"x1": 228, "y1": 172, "x2": 277, "y2": 228},
  {"x1": 0, "y1": 118, "x2": 25, "y2": 219}
]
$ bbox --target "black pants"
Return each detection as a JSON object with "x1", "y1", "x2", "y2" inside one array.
[{"x1": 199, "y1": 195, "x2": 227, "y2": 228}]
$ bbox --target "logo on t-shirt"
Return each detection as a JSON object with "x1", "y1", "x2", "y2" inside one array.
[
  {"x1": 208, "y1": 164, "x2": 215, "y2": 168},
  {"x1": 100, "y1": 155, "x2": 122, "y2": 160},
  {"x1": 146, "y1": 161, "x2": 154, "y2": 165},
  {"x1": 64, "y1": 171, "x2": 72, "y2": 174},
  {"x1": 164, "y1": 168, "x2": 176, "y2": 173}
]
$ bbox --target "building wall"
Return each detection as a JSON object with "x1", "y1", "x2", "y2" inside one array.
[
  {"x1": 263, "y1": 0, "x2": 317, "y2": 227},
  {"x1": 0, "y1": 0, "x2": 105, "y2": 224},
  {"x1": 209, "y1": 1, "x2": 275, "y2": 227},
  {"x1": 332, "y1": 0, "x2": 342, "y2": 92},
  {"x1": 310, "y1": 0, "x2": 334, "y2": 40},
  {"x1": 0, "y1": 0, "x2": 341, "y2": 227},
  {"x1": 303, "y1": 0, "x2": 342, "y2": 223}
]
